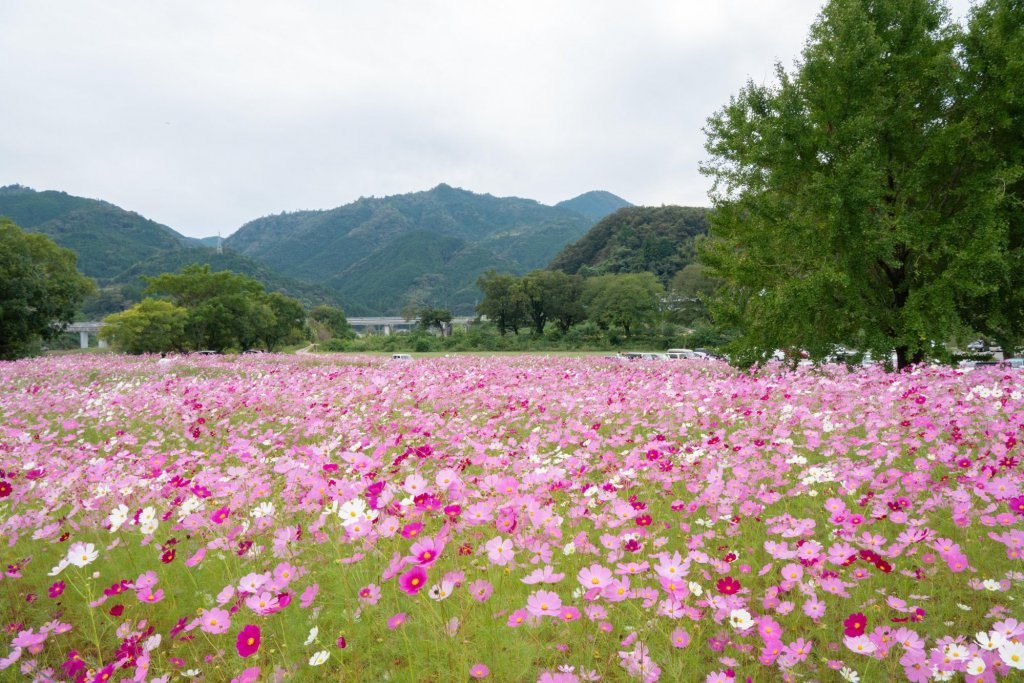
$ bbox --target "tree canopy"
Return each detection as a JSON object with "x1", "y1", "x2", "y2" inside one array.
[
  {"x1": 102, "y1": 264, "x2": 308, "y2": 353},
  {"x1": 700, "y1": 0, "x2": 1021, "y2": 369},
  {"x1": 0, "y1": 217, "x2": 95, "y2": 359}
]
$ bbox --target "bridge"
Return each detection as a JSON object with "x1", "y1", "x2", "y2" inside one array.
[
  {"x1": 65, "y1": 322, "x2": 108, "y2": 349},
  {"x1": 347, "y1": 316, "x2": 475, "y2": 336}
]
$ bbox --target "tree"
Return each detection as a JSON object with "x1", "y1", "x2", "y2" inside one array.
[
  {"x1": 100, "y1": 299, "x2": 188, "y2": 354},
  {"x1": 261, "y1": 292, "x2": 307, "y2": 350},
  {"x1": 309, "y1": 305, "x2": 352, "y2": 341},
  {"x1": 700, "y1": 0, "x2": 1012, "y2": 369},
  {"x1": 954, "y1": 0, "x2": 1024, "y2": 354},
  {"x1": 582, "y1": 273, "x2": 664, "y2": 337},
  {"x1": 475, "y1": 270, "x2": 528, "y2": 335},
  {"x1": 418, "y1": 307, "x2": 453, "y2": 335},
  {"x1": 0, "y1": 218, "x2": 95, "y2": 359},
  {"x1": 144, "y1": 264, "x2": 307, "y2": 352},
  {"x1": 522, "y1": 270, "x2": 587, "y2": 335}
]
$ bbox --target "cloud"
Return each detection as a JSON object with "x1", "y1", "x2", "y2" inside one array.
[{"x1": 0, "y1": 0, "x2": 976, "y2": 237}]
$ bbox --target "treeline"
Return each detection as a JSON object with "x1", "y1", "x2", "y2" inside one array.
[{"x1": 99, "y1": 265, "x2": 351, "y2": 354}]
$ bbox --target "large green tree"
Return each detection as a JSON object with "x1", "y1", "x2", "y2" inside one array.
[
  {"x1": 700, "y1": 0, "x2": 1012, "y2": 369},
  {"x1": 954, "y1": 0, "x2": 1024, "y2": 354},
  {"x1": 100, "y1": 299, "x2": 188, "y2": 354},
  {"x1": 475, "y1": 270, "x2": 528, "y2": 335},
  {"x1": 522, "y1": 270, "x2": 587, "y2": 335},
  {"x1": 0, "y1": 217, "x2": 94, "y2": 359},
  {"x1": 582, "y1": 272, "x2": 664, "y2": 337}
]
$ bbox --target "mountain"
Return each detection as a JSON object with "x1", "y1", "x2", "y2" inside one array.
[
  {"x1": 548, "y1": 206, "x2": 711, "y2": 285},
  {"x1": 555, "y1": 191, "x2": 632, "y2": 223},
  {"x1": 108, "y1": 248, "x2": 376, "y2": 315},
  {"x1": 0, "y1": 185, "x2": 192, "y2": 280},
  {"x1": 224, "y1": 184, "x2": 600, "y2": 315}
]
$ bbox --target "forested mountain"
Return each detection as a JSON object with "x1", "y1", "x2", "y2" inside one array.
[
  {"x1": 2, "y1": 183, "x2": 636, "y2": 318},
  {"x1": 0, "y1": 185, "x2": 195, "y2": 279},
  {"x1": 555, "y1": 191, "x2": 633, "y2": 222},
  {"x1": 548, "y1": 206, "x2": 710, "y2": 285},
  {"x1": 225, "y1": 184, "x2": 622, "y2": 315}
]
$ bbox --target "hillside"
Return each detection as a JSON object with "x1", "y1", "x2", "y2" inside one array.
[
  {"x1": 548, "y1": 205, "x2": 711, "y2": 285},
  {"x1": 555, "y1": 191, "x2": 632, "y2": 222},
  {"x1": 111, "y1": 248, "x2": 376, "y2": 314},
  {"x1": 0, "y1": 185, "x2": 191, "y2": 280},
  {"x1": 225, "y1": 184, "x2": 621, "y2": 315}
]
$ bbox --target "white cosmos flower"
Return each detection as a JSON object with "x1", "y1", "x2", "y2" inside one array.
[
  {"x1": 309, "y1": 650, "x2": 329, "y2": 666},
  {"x1": 67, "y1": 542, "x2": 98, "y2": 567},
  {"x1": 251, "y1": 501, "x2": 275, "y2": 518},
  {"x1": 729, "y1": 609, "x2": 755, "y2": 631},
  {"x1": 839, "y1": 667, "x2": 860, "y2": 683},
  {"x1": 966, "y1": 657, "x2": 986, "y2": 676},
  {"x1": 976, "y1": 631, "x2": 1007, "y2": 651},
  {"x1": 688, "y1": 581, "x2": 703, "y2": 597},
  {"x1": 1000, "y1": 641, "x2": 1024, "y2": 669},
  {"x1": 982, "y1": 579, "x2": 1002, "y2": 591},
  {"x1": 48, "y1": 558, "x2": 69, "y2": 576},
  {"x1": 108, "y1": 504, "x2": 130, "y2": 532},
  {"x1": 140, "y1": 518, "x2": 158, "y2": 535},
  {"x1": 304, "y1": 626, "x2": 319, "y2": 646}
]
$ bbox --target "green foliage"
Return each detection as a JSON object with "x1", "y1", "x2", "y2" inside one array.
[
  {"x1": 549, "y1": 206, "x2": 709, "y2": 285},
  {"x1": 581, "y1": 273, "x2": 664, "y2": 337},
  {"x1": 700, "y1": 0, "x2": 1014, "y2": 369},
  {"x1": 309, "y1": 305, "x2": 352, "y2": 342},
  {"x1": 102, "y1": 265, "x2": 308, "y2": 353},
  {"x1": 666, "y1": 262, "x2": 721, "y2": 327},
  {"x1": 953, "y1": 0, "x2": 1024, "y2": 354},
  {"x1": 0, "y1": 218, "x2": 95, "y2": 359},
  {"x1": 99, "y1": 299, "x2": 188, "y2": 354},
  {"x1": 417, "y1": 307, "x2": 453, "y2": 334},
  {"x1": 475, "y1": 270, "x2": 529, "y2": 335},
  {"x1": 521, "y1": 270, "x2": 586, "y2": 335}
]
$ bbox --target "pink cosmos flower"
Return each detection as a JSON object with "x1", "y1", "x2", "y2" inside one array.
[
  {"x1": 358, "y1": 583, "x2": 382, "y2": 605},
  {"x1": 387, "y1": 613, "x2": 407, "y2": 630},
  {"x1": 670, "y1": 628, "x2": 690, "y2": 648},
  {"x1": 236, "y1": 624, "x2": 260, "y2": 658},
  {"x1": 230, "y1": 667, "x2": 260, "y2": 683},
  {"x1": 577, "y1": 564, "x2": 613, "y2": 591},
  {"x1": 398, "y1": 566, "x2": 428, "y2": 595},
  {"x1": 526, "y1": 590, "x2": 563, "y2": 617},
  {"x1": 469, "y1": 663, "x2": 489, "y2": 678},
  {"x1": 485, "y1": 536, "x2": 515, "y2": 566},
  {"x1": 299, "y1": 583, "x2": 319, "y2": 608},
  {"x1": 468, "y1": 579, "x2": 493, "y2": 602},
  {"x1": 201, "y1": 607, "x2": 231, "y2": 635},
  {"x1": 507, "y1": 608, "x2": 529, "y2": 628}
]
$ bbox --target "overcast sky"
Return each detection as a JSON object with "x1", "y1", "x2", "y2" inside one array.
[{"x1": 1, "y1": 0, "x2": 975, "y2": 238}]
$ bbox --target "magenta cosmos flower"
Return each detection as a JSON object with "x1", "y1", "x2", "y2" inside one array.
[
  {"x1": 399, "y1": 566, "x2": 428, "y2": 595},
  {"x1": 236, "y1": 624, "x2": 260, "y2": 658},
  {"x1": 211, "y1": 507, "x2": 231, "y2": 525},
  {"x1": 469, "y1": 663, "x2": 490, "y2": 678}
]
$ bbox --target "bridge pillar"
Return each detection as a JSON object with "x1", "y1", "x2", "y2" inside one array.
[
  {"x1": 98, "y1": 339, "x2": 108, "y2": 349},
  {"x1": 80, "y1": 331, "x2": 90, "y2": 349},
  {"x1": 383, "y1": 324, "x2": 392, "y2": 336}
]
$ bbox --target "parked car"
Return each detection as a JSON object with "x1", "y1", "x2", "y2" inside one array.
[{"x1": 391, "y1": 353, "x2": 413, "y2": 361}]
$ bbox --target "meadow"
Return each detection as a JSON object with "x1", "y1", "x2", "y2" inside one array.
[{"x1": 0, "y1": 354, "x2": 1022, "y2": 682}]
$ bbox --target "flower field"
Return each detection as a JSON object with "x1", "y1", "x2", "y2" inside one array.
[{"x1": 1, "y1": 354, "x2": 1023, "y2": 683}]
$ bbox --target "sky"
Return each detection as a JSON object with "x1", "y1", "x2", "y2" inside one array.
[{"x1": 0, "y1": 0, "x2": 975, "y2": 239}]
